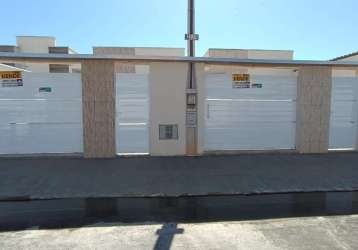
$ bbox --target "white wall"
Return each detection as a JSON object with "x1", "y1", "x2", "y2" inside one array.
[{"x1": 149, "y1": 62, "x2": 187, "y2": 156}]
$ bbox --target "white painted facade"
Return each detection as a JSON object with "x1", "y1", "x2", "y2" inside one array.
[
  {"x1": 113, "y1": 49, "x2": 300, "y2": 155},
  {"x1": 2, "y1": 44, "x2": 358, "y2": 156}
]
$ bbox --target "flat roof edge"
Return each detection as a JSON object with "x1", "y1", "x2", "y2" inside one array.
[
  {"x1": 16, "y1": 35, "x2": 56, "y2": 39},
  {"x1": 1, "y1": 52, "x2": 358, "y2": 67},
  {"x1": 93, "y1": 46, "x2": 185, "y2": 50}
]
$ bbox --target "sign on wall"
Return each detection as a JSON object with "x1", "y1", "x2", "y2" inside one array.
[
  {"x1": 0, "y1": 71, "x2": 23, "y2": 87},
  {"x1": 232, "y1": 74, "x2": 250, "y2": 88},
  {"x1": 232, "y1": 73, "x2": 263, "y2": 89}
]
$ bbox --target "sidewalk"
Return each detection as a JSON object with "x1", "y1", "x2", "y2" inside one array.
[
  {"x1": 1, "y1": 215, "x2": 358, "y2": 249},
  {"x1": 1, "y1": 152, "x2": 358, "y2": 200}
]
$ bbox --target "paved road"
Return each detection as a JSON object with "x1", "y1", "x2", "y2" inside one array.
[
  {"x1": 1, "y1": 215, "x2": 358, "y2": 250},
  {"x1": 1, "y1": 152, "x2": 358, "y2": 199}
]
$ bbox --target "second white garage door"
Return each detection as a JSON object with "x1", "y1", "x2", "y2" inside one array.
[
  {"x1": 329, "y1": 75, "x2": 358, "y2": 150},
  {"x1": 116, "y1": 73, "x2": 149, "y2": 155},
  {"x1": 204, "y1": 71, "x2": 297, "y2": 151}
]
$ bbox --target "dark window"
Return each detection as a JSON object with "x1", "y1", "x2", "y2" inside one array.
[
  {"x1": 159, "y1": 125, "x2": 179, "y2": 140},
  {"x1": 49, "y1": 64, "x2": 70, "y2": 73}
]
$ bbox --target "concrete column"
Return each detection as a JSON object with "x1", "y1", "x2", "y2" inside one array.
[
  {"x1": 296, "y1": 66, "x2": 332, "y2": 153},
  {"x1": 82, "y1": 60, "x2": 116, "y2": 158}
]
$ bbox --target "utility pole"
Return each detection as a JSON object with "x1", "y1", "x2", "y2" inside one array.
[
  {"x1": 186, "y1": 0, "x2": 197, "y2": 58},
  {"x1": 185, "y1": 0, "x2": 199, "y2": 155}
]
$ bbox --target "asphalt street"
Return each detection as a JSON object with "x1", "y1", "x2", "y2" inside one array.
[{"x1": 1, "y1": 152, "x2": 358, "y2": 200}]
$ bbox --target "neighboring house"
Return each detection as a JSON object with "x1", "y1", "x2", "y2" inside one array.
[
  {"x1": 204, "y1": 48, "x2": 293, "y2": 60},
  {"x1": 0, "y1": 63, "x2": 28, "y2": 72},
  {"x1": 331, "y1": 51, "x2": 358, "y2": 62},
  {"x1": 0, "y1": 36, "x2": 80, "y2": 73},
  {"x1": 330, "y1": 52, "x2": 358, "y2": 77},
  {"x1": 203, "y1": 48, "x2": 294, "y2": 73},
  {"x1": 93, "y1": 47, "x2": 185, "y2": 73}
]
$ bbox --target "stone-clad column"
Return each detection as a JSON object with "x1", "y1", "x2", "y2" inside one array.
[
  {"x1": 82, "y1": 60, "x2": 116, "y2": 158},
  {"x1": 296, "y1": 66, "x2": 332, "y2": 153}
]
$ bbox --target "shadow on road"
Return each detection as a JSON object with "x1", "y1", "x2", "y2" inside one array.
[{"x1": 154, "y1": 223, "x2": 184, "y2": 250}]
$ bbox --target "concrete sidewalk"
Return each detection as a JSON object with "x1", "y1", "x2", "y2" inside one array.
[
  {"x1": 1, "y1": 215, "x2": 358, "y2": 250},
  {"x1": 1, "y1": 152, "x2": 358, "y2": 200}
]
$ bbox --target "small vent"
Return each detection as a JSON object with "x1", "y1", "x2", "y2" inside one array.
[{"x1": 159, "y1": 124, "x2": 178, "y2": 140}]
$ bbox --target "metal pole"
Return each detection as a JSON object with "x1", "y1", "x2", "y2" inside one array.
[
  {"x1": 185, "y1": 0, "x2": 199, "y2": 155},
  {"x1": 187, "y1": 0, "x2": 195, "y2": 57},
  {"x1": 186, "y1": 0, "x2": 198, "y2": 89}
]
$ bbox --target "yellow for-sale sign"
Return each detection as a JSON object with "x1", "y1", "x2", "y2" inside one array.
[{"x1": 0, "y1": 71, "x2": 22, "y2": 79}]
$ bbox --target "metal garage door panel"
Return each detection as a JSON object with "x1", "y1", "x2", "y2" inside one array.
[
  {"x1": 0, "y1": 73, "x2": 82, "y2": 99},
  {"x1": 0, "y1": 100, "x2": 82, "y2": 124},
  {"x1": 116, "y1": 73, "x2": 149, "y2": 154},
  {"x1": 329, "y1": 77, "x2": 358, "y2": 149},
  {"x1": 0, "y1": 73, "x2": 83, "y2": 154},
  {"x1": 0, "y1": 123, "x2": 83, "y2": 154},
  {"x1": 204, "y1": 73, "x2": 297, "y2": 151},
  {"x1": 206, "y1": 74, "x2": 296, "y2": 100}
]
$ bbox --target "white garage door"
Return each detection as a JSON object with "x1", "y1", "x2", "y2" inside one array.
[
  {"x1": 116, "y1": 73, "x2": 149, "y2": 154},
  {"x1": 204, "y1": 72, "x2": 297, "y2": 151},
  {"x1": 0, "y1": 73, "x2": 83, "y2": 154},
  {"x1": 329, "y1": 76, "x2": 358, "y2": 150}
]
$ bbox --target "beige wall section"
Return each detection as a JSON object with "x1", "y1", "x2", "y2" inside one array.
[
  {"x1": 135, "y1": 48, "x2": 185, "y2": 56},
  {"x1": 296, "y1": 66, "x2": 332, "y2": 153},
  {"x1": 149, "y1": 62, "x2": 187, "y2": 156},
  {"x1": 204, "y1": 49, "x2": 293, "y2": 73},
  {"x1": 93, "y1": 47, "x2": 136, "y2": 56},
  {"x1": 204, "y1": 49, "x2": 293, "y2": 60},
  {"x1": 17, "y1": 36, "x2": 55, "y2": 53},
  {"x1": 247, "y1": 50, "x2": 294, "y2": 60},
  {"x1": 94, "y1": 47, "x2": 136, "y2": 73},
  {"x1": 93, "y1": 47, "x2": 185, "y2": 74},
  {"x1": 82, "y1": 60, "x2": 116, "y2": 158},
  {"x1": 205, "y1": 49, "x2": 249, "y2": 58}
]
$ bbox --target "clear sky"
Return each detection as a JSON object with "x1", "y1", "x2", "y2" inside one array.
[{"x1": 1, "y1": 0, "x2": 358, "y2": 60}]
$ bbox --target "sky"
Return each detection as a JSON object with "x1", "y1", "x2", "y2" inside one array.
[{"x1": 1, "y1": 0, "x2": 358, "y2": 60}]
